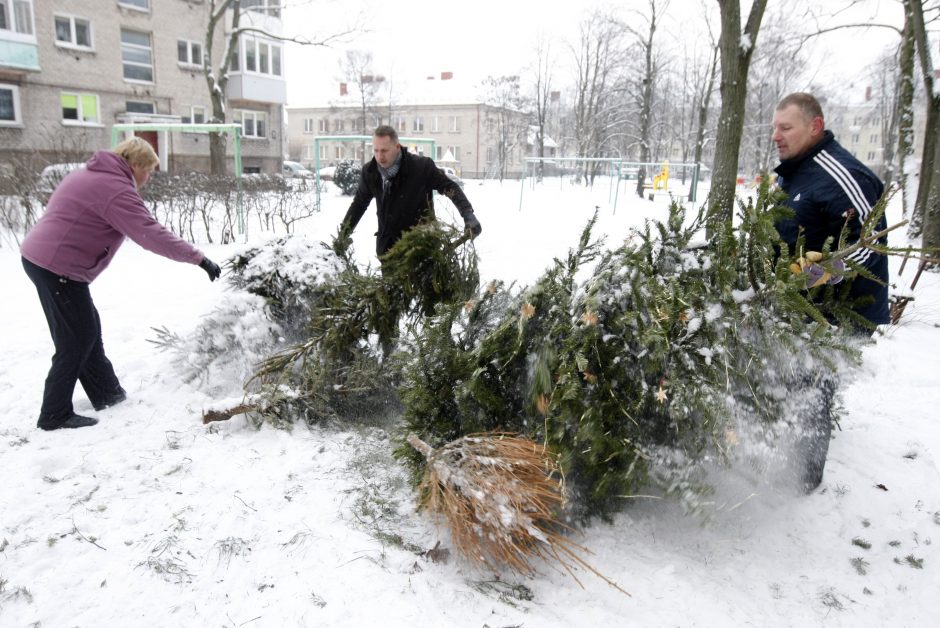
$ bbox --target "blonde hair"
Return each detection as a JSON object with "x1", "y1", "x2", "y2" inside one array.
[{"x1": 112, "y1": 136, "x2": 159, "y2": 170}]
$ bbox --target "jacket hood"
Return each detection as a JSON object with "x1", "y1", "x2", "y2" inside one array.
[{"x1": 85, "y1": 150, "x2": 135, "y2": 183}]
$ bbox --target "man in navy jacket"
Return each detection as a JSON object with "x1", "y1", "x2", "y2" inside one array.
[{"x1": 772, "y1": 92, "x2": 889, "y2": 326}]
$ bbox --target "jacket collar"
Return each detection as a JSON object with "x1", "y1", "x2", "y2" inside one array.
[{"x1": 774, "y1": 130, "x2": 835, "y2": 178}]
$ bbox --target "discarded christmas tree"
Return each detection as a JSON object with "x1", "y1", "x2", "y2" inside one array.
[
  {"x1": 398, "y1": 181, "x2": 875, "y2": 520},
  {"x1": 245, "y1": 221, "x2": 478, "y2": 425}
]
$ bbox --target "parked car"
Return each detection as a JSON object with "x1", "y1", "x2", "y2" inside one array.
[
  {"x1": 440, "y1": 166, "x2": 464, "y2": 189},
  {"x1": 316, "y1": 166, "x2": 336, "y2": 181},
  {"x1": 282, "y1": 160, "x2": 314, "y2": 178},
  {"x1": 37, "y1": 162, "x2": 85, "y2": 204}
]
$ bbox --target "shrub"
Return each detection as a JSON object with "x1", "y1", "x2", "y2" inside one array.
[{"x1": 333, "y1": 160, "x2": 362, "y2": 196}]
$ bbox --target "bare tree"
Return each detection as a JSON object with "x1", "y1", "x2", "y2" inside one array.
[
  {"x1": 904, "y1": 0, "x2": 940, "y2": 254},
  {"x1": 740, "y1": 7, "x2": 807, "y2": 178},
  {"x1": 341, "y1": 50, "x2": 386, "y2": 160},
  {"x1": 623, "y1": 0, "x2": 669, "y2": 196},
  {"x1": 480, "y1": 75, "x2": 529, "y2": 181},
  {"x1": 896, "y1": 5, "x2": 917, "y2": 220},
  {"x1": 202, "y1": 1, "x2": 358, "y2": 174},
  {"x1": 530, "y1": 34, "x2": 555, "y2": 182},
  {"x1": 707, "y1": 0, "x2": 768, "y2": 233},
  {"x1": 570, "y1": 11, "x2": 627, "y2": 184}
]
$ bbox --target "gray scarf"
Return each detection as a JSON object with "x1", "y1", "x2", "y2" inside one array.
[{"x1": 377, "y1": 149, "x2": 403, "y2": 196}]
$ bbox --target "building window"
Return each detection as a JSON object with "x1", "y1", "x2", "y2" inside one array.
[
  {"x1": 318, "y1": 118, "x2": 327, "y2": 133},
  {"x1": 334, "y1": 146, "x2": 343, "y2": 159},
  {"x1": 395, "y1": 116, "x2": 406, "y2": 132},
  {"x1": 242, "y1": 0, "x2": 281, "y2": 18},
  {"x1": 181, "y1": 105, "x2": 206, "y2": 124},
  {"x1": 869, "y1": 134, "x2": 879, "y2": 143},
  {"x1": 177, "y1": 39, "x2": 202, "y2": 67},
  {"x1": 435, "y1": 146, "x2": 443, "y2": 160},
  {"x1": 867, "y1": 151, "x2": 876, "y2": 160},
  {"x1": 121, "y1": 29, "x2": 153, "y2": 83},
  {"x1": 303, "y1": 117, "x2": 314, "y2": 133},
  {"x1": 125, "y1": 100, "x2": 154, "y2": 114},
  {"x1": 431, "y1": 116, "x2": 440, "y2": 132},
  {"x1": 450, "y1": 116, "x2": 460, "y2": 132},
  {"x1": 448, "y1": 146, "x2": 460, "y2": 161},
  {"x1": 240, "y1": 37, "x2": 282, "y2": 77},
  {"x1": 0, "y1": 83, "x2": 21, "y2": 125},
  {"x1": 320, "y1": 144, "x2": 328, "y2": 159},
  {"x1": 851, "y1": 134, "x2": 860, "y2": 144},
  {"x1": 0, "y1": 0, "x2": 34, "y2": 36},
  {"x1": 235, "y1": 109, "x2": 267, "y2": 138},
  {"x1": 117, "y1": 0, "x2": 149, "y2": 10},
  {"x1": 413, "y1": 117, "x2": 424, "y2": 132},
  {"x1": 332, "y1": 119, "x2": 344, "y2": 133},
  {"x1": 61, "y1": 92, "x2": 99, "y2": 125},
  {"x1": 54, "y1": 14, "x2": 92, "y2": 49}
]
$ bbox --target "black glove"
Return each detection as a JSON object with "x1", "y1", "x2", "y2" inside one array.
[
  {"x1": 462, "y1": 211, "x2": 482, "y2": 238},
  {"x1": 199, "y1": 256, "x2": 221, "y2": 282},
  {"x1": 332, "y1": 223, "x2": 353, "y2": 257}
]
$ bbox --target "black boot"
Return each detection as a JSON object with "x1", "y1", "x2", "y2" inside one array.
[
  {"x1": 92, "y1": 389, "x2": 127, "y2": 411},
  {"x1": 39, "y1": 413, "x2": 99, "y2": 431}
]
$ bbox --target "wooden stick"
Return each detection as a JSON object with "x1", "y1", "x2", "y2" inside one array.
[{"x1": 202, "y1": 403, "x2": 257, "y2": 424}]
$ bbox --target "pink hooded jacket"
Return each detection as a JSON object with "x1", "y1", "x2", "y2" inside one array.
[{"x1": 20, "y1": 151, "x2": 205, "y2": 283}]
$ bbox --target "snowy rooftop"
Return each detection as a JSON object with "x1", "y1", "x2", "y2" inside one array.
[{"x1": 291, "y1": 74, "x2": 526, "y2": 111}]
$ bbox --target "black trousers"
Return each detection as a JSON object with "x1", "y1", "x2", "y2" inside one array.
[{"x1": 22, "y1": 258, "x2": 125, "y2": 429}]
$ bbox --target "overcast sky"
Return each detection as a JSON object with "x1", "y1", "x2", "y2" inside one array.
[{"x1": 282, "y1": 0, "x2": 912, "y2": 108}]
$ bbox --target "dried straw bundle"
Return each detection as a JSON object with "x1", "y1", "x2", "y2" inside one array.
[{"x1": 407, "y1": 432, "x2": 629, "y2": 595}]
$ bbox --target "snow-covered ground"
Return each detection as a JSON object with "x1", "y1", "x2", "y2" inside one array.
[{"x1": 1, "y1": 178, "x2": 937, "y2": 626}]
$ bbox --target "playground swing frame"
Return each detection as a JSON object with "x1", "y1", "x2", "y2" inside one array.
[
  {"x1": 519, "y1": 157, "x2": 702, "y2": 213},
  {"x1": 111, "y1": 122, "x2": 246, "y2": 236}
]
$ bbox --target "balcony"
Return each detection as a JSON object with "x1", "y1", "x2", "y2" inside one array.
[
  {"x1": 0, "y1": 35, "x2": 39, "y2": 72},
  {"x1": 227, "y1": 73, "x2": 286, "y2": 105}
]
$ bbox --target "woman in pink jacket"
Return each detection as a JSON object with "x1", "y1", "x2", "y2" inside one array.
[{"x1": 20, "y1": 137, "x2": 221, "y2": 431}]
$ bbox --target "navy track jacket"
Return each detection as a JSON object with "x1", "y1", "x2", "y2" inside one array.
[{"x1": 774, "y1": 131, "x2": 889, "y2": 325}]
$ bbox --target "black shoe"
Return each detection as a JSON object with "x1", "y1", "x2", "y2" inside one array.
[
  {"x1": 39, "y1": 414, "x2": 99, "y2": 431},
  {"x1": 92, "y1": 390, "x2": 127, "y2": 411}
]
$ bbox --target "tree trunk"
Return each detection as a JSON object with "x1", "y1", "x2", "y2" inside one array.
[
  {"x1": 896, "y1": 5, "x2": 916, "y2": 222},
  {"x1": 707, "y1": 0, "x2": 767, "y2": 236},
  {"x1": 905, "y1": 0, "x2": 939, "y2": 250},
  {"x1": 924, "y1": 125, "x2": 940, "y2": 253},
  {"x1": 634, "y1": 7, "x2": 658, "y2": 198},
  {"x1": 694, "y1": 46, "x2": 720, "y2": 174}
]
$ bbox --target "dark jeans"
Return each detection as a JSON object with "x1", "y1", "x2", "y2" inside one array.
[
  {"x1": 22, "y1": 258, "x2": 125, "y2": 429},
  {"x1": 794, "y1": 374, "x2": 837, "y2": 492}
]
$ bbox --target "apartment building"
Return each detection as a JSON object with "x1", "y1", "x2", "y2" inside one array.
[
  {"x1": 287, "y1": 75, "x2": 542, "y2": 179},
  {"x1": 0, "y1": 0, "x2": 285, "y2": 174}
]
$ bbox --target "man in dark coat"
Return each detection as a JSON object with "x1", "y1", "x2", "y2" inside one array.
[
  {"x1": 339, "y1": 125, "x2": 481, "y2": 257},
  {"x1": 772, "y1": 92, "x2": 889, "y2": 327},
  {"x1": 771, "y1": 92, "x2": 889, "y2": 492}
]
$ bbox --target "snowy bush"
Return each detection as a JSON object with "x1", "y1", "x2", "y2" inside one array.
[
  {"x1": 333, "y1": 160, "x2": 362, "y2": 196},
  {"x1": 141, "y1": 172, "x2": 318, "y2": 244},
  {"x1": 225, "y1": 234, "x2": 346, "y2": 339}
]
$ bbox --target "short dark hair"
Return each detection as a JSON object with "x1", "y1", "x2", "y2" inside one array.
[
  {"x1": 777, "y1": 92, "x2": 824, "y2": 123},
  {"x1": 373, "y1": 125, "x2": 399, "y2": 143}
]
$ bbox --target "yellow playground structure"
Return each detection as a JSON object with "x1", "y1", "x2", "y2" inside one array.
[{"x1": 652, "y1": 160, "x2": 669, "y2": 190}]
